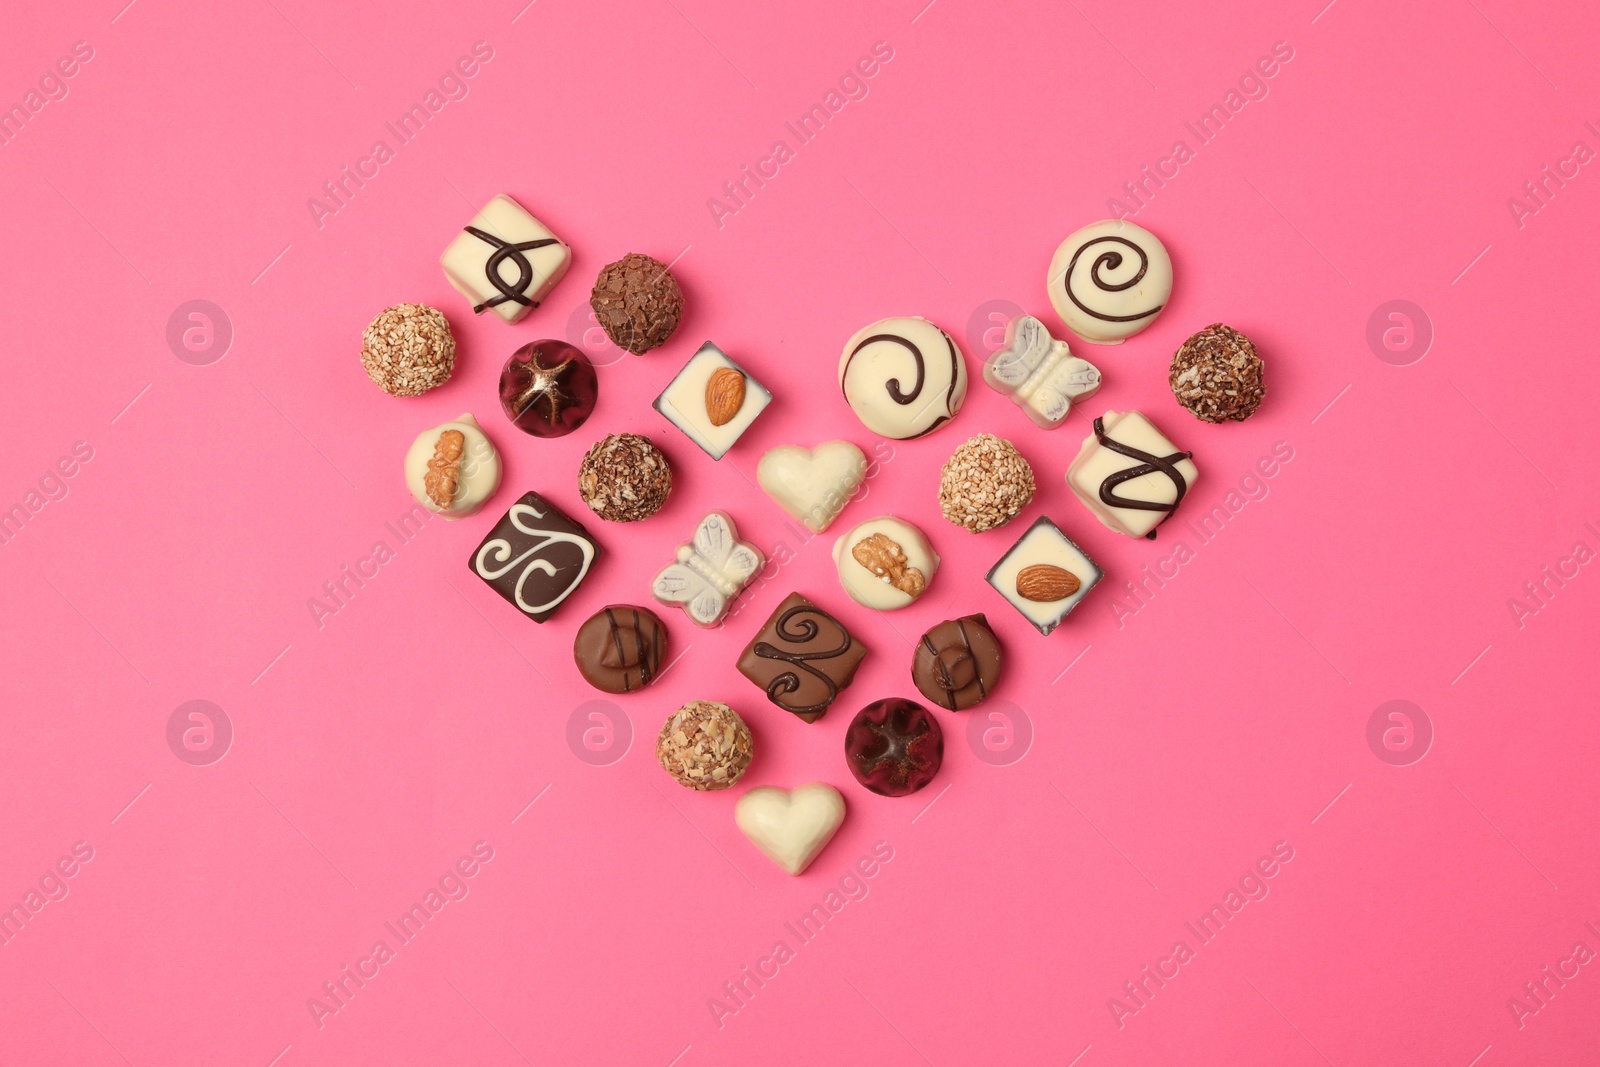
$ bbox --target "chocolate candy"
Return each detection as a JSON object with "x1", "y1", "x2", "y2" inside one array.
[
  {"x1": 499, "y1": 340, "x2": 597, "y2": 438},
  {"x1": 1169, "y1": 323, "x2": 1265, "y2": 423},
  {"x1": 1066, "y1": 410, "x2": 1198, "y2": 539},
  {"x1": 832, "y1": 516, "x2": 938, "y2": 610},
  {"x1": 657, "y1": 700, "x2": 753, "y2": 791},
  {"x1": 1047, "y1": 219, "x2": 1172, "y2": 344},
  {"x1": 654, "y1": 342, "x2": 772, "y2": 460},
  {"x1": 838, "y1": 316, "x2": 967, "y2": 439},
  {"x1": 590, "y1": 253, "x2": 684, "y2": 354},
  {"x1": 937, "y1": 434, "x2": 1035, "y2": 534},
  {"x1": 573, "y1": 605, "x2": 667, "y2": 693},
  {"x1": 361, "y1": 303, "x2": 455, "y2": 397},
  {"x1": 844, "y1": 698, "x2": 943, "y2": 797},
  {"x1": 735, "y1": 784, "x2": 846, "y2": 876},
  {"x1": 404, "y1": 414, "x2": 501, "y2": 520},
  {"x1": 986, "y1": 516, "x2": 1102, "y2": 635},
  {"x1": 756, "y1": 441, "x2": 866, "y2": 534},
  {"x1": 983, "y1": 314, "x2": 1101, "y2": 429},
  {"x1": 738, "y1": 593, "x2": 868, "y2": 722},
  {"x1": 652, "y1": 511, "x2": 764, "y2": 628},
  {"x1": 577, "y1": 433, "x2": 672, "y2": 522},
  {"x1": 469, "y1": 491, "x2": 600, "y2": 623},
  {"x1": 913, "y1": 615, "x2": 1002, "y2": 710},
  {"x1": 440, "y1": 194, "x2": 572, "y2": 324}
]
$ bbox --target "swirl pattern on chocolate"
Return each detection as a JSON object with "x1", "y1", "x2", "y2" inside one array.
[
  {"x1": 738, "y1": 592, "x2": 868, "y2": 722},
  {"x1": 472, "y1": 494, "x2": 599, "y2": 620},
  {"x1": 753, "y1": 604, "x2": 855, "y2": 717},
  {"x1": 1092, "y1": 416, "x2": 1192, "y2": 531},
  {"x1": 1063, "y1": 236, "x2": 1161, "y2": 323},
  {"x1": 838, "y1": 317, "x2": 967, "y2": 440},
  {"x1": 465, "y1": 226, "x2": 560, "y2": 314}
]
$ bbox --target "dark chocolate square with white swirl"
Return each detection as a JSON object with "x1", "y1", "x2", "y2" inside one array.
[
  {"x1": 469, "y1": 491, "x2": 601, "y2": 623},
  {"x1": 737, "y1": 592, "x2": 868, "y2": 723}
]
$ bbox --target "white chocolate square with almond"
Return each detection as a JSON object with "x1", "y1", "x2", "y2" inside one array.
[
  {"x1": 985, "y1": 516, "x2": 1102, "y2": 634},
  {"x1": 440, "y1": 194, "x2": 571, "y2": 324},
  {"x1": 653, "y1": 342, "x2": 772, "y2": 460}
]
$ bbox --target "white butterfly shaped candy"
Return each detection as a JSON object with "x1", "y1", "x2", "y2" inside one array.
[
  {"x1": 983, "y1": 314, "x2": 1103, "y2": 429},
  {"x1": 651, "y1": 511, "x2": 766, "y2": 628}
]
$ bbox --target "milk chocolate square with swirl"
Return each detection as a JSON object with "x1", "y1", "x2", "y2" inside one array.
[
  {"x1": 469, "y1": 491, "x2": 601, "y2": 622},
  {"x1": 737, "y1": 592, "x2": 868, "y2": 722}
]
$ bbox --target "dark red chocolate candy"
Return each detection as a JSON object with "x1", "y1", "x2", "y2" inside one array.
[
  {"x1": 499, "y1": 340, "x2": 598, "y2": 438},
  {"x1": 844, "y1": 698, "x2": 943, "y2": 797}
]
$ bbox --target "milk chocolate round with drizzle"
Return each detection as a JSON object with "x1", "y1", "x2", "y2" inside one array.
[
  {"x1": 573, "y1": 604, "x2": 667, "y2": 694},
  {"x1": 912, "y1": 614, "x2": 1003, "y2": 711}
]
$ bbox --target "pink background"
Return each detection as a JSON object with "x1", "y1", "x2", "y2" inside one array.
[{"x1": 2, "y1": 0, "x2": 1598, "y2": 1063}]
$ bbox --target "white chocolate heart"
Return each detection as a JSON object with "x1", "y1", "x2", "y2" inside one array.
[
  {"x1": 734, "y1": 783, "x2": 846, "y2": 876},
  {"x1": 756, "y1": 441, "x2": 867, "y2": 533}
]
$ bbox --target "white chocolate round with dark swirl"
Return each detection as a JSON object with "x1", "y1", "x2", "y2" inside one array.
[
  {"x1": 838, "y1": 316, "x2": 967, "y2": 440},
  {"x1": 1047, "y1": 220, "x2": 1173, "y2": 344}
]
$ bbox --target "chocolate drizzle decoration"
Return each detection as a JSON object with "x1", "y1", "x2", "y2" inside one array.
[
  {"x1": 851, "y1": 333, "x2": 925, "y2": 406},
  {"x1": 842, "y1": 326, "x2": 962, "y2": 438},
  {"x1": 753, "y1": 604, "x2": 854, "y2": 717},
  {"x1": 605, "y1": 607, "x2": 658, "y2": 690},
  {"x1": 1063, "y1": 236, "x2": 1164, "y2": 324},
  {"x1": 465, "y1": 226, "x2": 559, "y2": 314},
  {"x1": 1092, "y1": 416, "x2": 1191, "y2": 539},
  {"x1": 738, "y1": 593, "x2": 867, "y2": 722}
]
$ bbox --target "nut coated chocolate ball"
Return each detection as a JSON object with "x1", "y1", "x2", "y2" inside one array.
[
  {"x1": 844, "y1": 698, "x2": 944, "y2": 797},
  {"x1": 499, "y1": 340, "x2": 598, "y2": 438},
  {"x1": 657, "y1": 700, "x2": 754, "y2": 791}
]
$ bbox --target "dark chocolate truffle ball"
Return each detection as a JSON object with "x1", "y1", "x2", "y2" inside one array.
[
  {"x1": 1169, "y1": 323, "x2": 1265, "y2": 423},
  {"x1": 844, "y1": 698, "x2": 944, "y2": 797},
  {"x1": 590, "y1": 253, "x2": 684, "y2": 354},
  {"x1": 499, "y1": 340, "x2": 598, "y2": 438},
  {"x1": 577, "y1": 433, "x2": 672, "y2": 522}
]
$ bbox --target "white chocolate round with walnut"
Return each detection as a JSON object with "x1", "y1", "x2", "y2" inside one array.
[
  {"x1": 404, "y1": 414, "x2": 502, "y2": 520},
  {"x1": 832, "y1": 516, "x2": 939, "y2": 610}
]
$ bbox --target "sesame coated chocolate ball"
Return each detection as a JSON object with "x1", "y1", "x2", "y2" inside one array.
[
  {"x1": 360, "y1": 303, "x2": 456, "y2": 397},
  {"x1": 1169, "y1": 323, "x2": 1266, "y2": 423},
  {"x1": 577, "y1": 432, "x2": 672, "y2": 522},
  {"x1": 938, "y1": 434, "x2": 1036, "y2": 533},
  {"x1": 590, "y1": 253, "x2": 684, "y2": 354}
]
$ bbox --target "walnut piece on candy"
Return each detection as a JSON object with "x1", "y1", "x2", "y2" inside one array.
[
  {"x1": 1169, "y1": 323, "x2": 1265, "y2": 423},
  {"x1": 360, "y1": 303, "x2": 456, "y2": 397},
  {"x1": 577, "y1": 433, "x2": 673, "y2": 522},
  {"x1": 938, "y1": 433, "x2": 1036, "y2": 533},
  {"x1": 656, "y1": 700, "x2": 754, "y2": 791}
]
